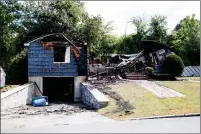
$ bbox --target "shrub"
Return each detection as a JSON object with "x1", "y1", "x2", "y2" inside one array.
[
  {"x1": 145, "y1": 67, "x2": 154, "y2": 75},
  {"x1": 162, "y1": 54, "x2": 184, "y2": 76}
]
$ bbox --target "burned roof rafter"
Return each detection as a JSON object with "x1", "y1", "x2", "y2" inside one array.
[{"x1": 24, "y1": 33, "x2": 87, "y2": 54}]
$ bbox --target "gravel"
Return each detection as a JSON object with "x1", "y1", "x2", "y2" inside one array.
[{"x1": 1, "y1": 102, "x2": 94, "y2": 119}]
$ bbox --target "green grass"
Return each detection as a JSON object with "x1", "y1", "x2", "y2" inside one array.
[
  {"x1": 176, "y1": 77, "x2": 200, "y2": 81},
  {"x1": 98, "y1": 81, "x2": 200, "y2": 120}
]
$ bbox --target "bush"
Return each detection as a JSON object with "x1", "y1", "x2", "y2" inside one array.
[
  {"x1": 6, "y1": 48, "x2": 28, "y2": 84},
  {"x1": 170, "y1": 52, "x2": 175, "y2": 55},
  {"x1": 162, "y1": 54, "x2": 184, "y2": 76},
  {"x1": 145, "y1": 67, "x2": 154, "y2": 75}
]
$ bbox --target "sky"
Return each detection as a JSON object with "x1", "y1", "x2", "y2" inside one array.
[{"x1": 84, "y1": 1, "x2": 200, "y2": 36}]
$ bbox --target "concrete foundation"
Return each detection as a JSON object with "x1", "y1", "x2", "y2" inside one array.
[
  {"x1": 74, "y1": 76, "x2": 87, "y2": 101},
  {"x1": 29, "y1": 77, "x2": 43, "y2": 93}
]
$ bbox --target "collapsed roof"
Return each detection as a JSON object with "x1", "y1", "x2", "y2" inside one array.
[
  {"x1": 110, "y1": 40, "x2": 171, "y2": 69},
  {"x1": 142, "y1": 40, "x2": 170, "y2": 54}
]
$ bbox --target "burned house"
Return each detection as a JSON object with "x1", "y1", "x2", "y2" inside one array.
[
  {"x1": 24, "y1": 33, "x2": 87, "y2": 102},
  {"x1": 143, "y1": 40, "x2": 171, "y2": 66},
  {"x1": 108, "y1": 40, "x2": 171, "y2": 73}
]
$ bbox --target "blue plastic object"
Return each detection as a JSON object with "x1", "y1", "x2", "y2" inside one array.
[
  {"x1": 155, "y1": 64, "x2": 162, "y2": 73},
  {"x1": 32, "y1": 96, "x2": 48, "y2": 107},
  {"x1": 32, "y1": 98, "x2": 47, "y2": 107}
]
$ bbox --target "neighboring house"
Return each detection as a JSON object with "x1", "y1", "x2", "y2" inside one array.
[
  {"x1": 0, "y1": 66, "x2": 6, "y2": 88},
  {"x1": 24, "y1": 33, "x2": 87, "y2": 102}
]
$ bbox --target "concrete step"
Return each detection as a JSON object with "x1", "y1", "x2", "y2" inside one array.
[{"x1": 126, "y1": 75, "x2": 148, "y2": 80}]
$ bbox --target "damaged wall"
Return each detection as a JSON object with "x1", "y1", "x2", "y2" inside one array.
[
  {"x1": 26, "y1": 36, "x2": 87, "y2": 102},
  {"x1": 28, "y1": 41, "x2": 78, "y2": 77}
]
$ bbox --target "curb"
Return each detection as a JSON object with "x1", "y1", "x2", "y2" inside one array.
[{"x1": 129, "y1": 113, "x2": 200, "y2": 120}]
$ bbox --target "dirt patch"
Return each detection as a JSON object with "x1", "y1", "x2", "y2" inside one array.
[
  {"x1": 1, "y1": 102, "x2": 95, "y2": 119},
  {"x1": 89, "y1": 76, "x2": 134, "y2": 114}
]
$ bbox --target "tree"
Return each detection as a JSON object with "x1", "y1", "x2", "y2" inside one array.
[
  {"x1": 118, "y1": 34, "x2": 140, "y2": 54},
  {"x1": 117, "y1": 14, "x2": 169, "y2": 55},
  {"x1": 80, "y1": 15, "x2": 116, "y2": 60},
  {"x1": 172, "y1": 14, "x2": 200, "y2": 65},
  {"x1": 0, "y1": 1, "x2": 23, "y2": 69},
  {"x1": 148, "y1": 14, "x2": 168, "y2": 43},
  {"x1": 98, "y1": 34, "x2": 119, "y2": 56},
  {"x1": 131, "y1": 14, "x2": 149, "y2": 52}
]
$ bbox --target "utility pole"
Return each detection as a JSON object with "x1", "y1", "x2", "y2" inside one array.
[{"x1": 122, "y1": 20, "x2": 133, "y2": 54}]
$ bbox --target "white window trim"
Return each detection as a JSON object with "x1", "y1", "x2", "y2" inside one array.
[{"x1": 53, "y1": 47, "x2": 70, "y2": 63}]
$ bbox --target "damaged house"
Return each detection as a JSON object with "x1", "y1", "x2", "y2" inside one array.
[
  {"x1": 108, "y1": 40, "x2": 171, "y2": 75},
  {"x1": 24, "y1": 33, "x2": 87, "y2": 102}
]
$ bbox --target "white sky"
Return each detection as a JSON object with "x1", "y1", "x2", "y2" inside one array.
[{"x1": 84, "y1": 1, "x2": 200, "y2": 36}]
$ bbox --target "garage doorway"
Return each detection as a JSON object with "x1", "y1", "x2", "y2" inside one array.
[{"x1": 43, "y1": 77, "x2": 74, "y2": 102}]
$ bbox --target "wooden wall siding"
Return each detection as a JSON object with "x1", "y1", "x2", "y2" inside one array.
[{"x1": 28, "y1": 41, "x2": 78, "y2": 77}]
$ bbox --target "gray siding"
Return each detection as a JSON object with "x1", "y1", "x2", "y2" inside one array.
[{"x1": 181, "y1": 66, "x2": 200, "y2": 77}]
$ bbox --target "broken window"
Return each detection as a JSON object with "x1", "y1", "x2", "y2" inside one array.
[{"x1": 53, "y1": 46, "x2": 70, "y2": 63}]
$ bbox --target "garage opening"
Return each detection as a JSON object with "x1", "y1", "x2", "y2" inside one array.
[{"x1": 43, "y1": 77, "x2": 74, "y2": 102}]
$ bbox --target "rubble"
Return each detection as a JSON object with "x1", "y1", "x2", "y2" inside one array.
[{"x1": 1, "y1": 102, "x2": 94, "y2": 119}]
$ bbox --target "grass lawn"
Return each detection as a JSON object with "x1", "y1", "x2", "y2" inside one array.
[
  {"x1": 98, "y1": 81, "x2": 200, "y2": 120},
  {"x1": 176, "y1": 77, "x2": 200, "y2": 81},
  {"x1": 0, "y1": 85, "x2": 19, "y2": 93}
]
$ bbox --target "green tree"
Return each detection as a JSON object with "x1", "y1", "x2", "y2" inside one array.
[
  {"x1": 118, "y1": 34, "x2": 140, "y2": 54},
  {"x1": 0, "y1": 1, "x2": 23, "y2": 69},
  {"x1": 131, "y1": 14, "x2": 149, "y2": 51},
  {"x1": 172, "y1": 14, "x2": 200, "y2": 65},
  {"x1": 148, "y1": 14, "x2": 168, "y2": 43},
  {"x1": 99, "y1": 34, "x2": 119, "y2": 56}
]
